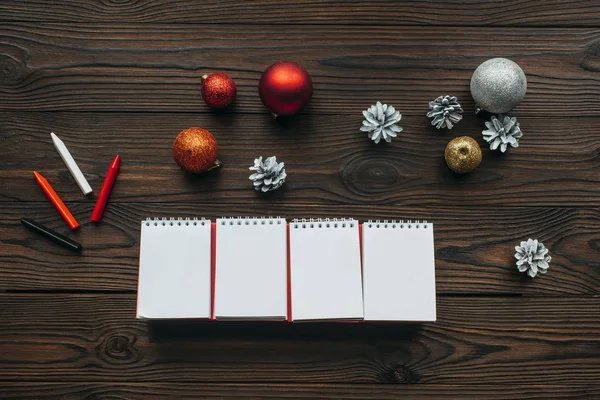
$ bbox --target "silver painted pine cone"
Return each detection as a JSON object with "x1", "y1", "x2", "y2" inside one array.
[
  {"x1": 482, "y1": 114, "x2": 523, "y2": 152},
  {"x1": 515, "y1": 238, "x2": 551, "y2": 278},
  {"x1": 427, "y1": 95, "x2": 463, "y2": 129},
  {"x1": 249, "y1": 156, "x2": 286, "y2": 192},
  {"x1": 360, "y1": 101, "x2": 402, "y2": 144}
]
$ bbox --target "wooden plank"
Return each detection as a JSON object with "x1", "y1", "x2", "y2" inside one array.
[
  {"x1": 1, "y1": 0, "x2": 600, "y2": 26},
  {"x1": 1, "y1": 202, "x2": 598, "y2": 294},
  {"x1": 0, "y1": 294, "x2": 598, "y2": 384},
  {"x1": 0, "y1": 25, "x2": 599, "y2": 115},
  {"x1": 2, "y1": 113, "x2": 600, "y2": 206},
  {"x1": 1, "y1": 382, "x2": 599, "y2": 400}
]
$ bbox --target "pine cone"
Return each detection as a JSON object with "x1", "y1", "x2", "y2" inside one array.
[
  {"x1": 427, "y1": 95, "x2": 463, "y2": 129},
  {"x1": 482, "y1": 114, "x2": 523, "y2": 152},
  {"x1": 249, "y1": 156, "x2": 287, "y2": 192},
  {"x1": 360, "y1": 101, "x2": 402, "y2": 144},
  {"x1": 514, "y1": 238, "x2": 551, "y2": 278}
]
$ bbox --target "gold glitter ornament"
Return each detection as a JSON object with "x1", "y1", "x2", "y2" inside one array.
[
  {"x1": 445, "y1": 136, "x2": 482, "y2": 174},
  {"x1": 173, "y1": 127, "x2": 221, "y2": 173}
]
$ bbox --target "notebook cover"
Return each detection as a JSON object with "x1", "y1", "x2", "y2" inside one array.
[
  {"x1": 362, "y1": 220, "x2": 436, "y2": 321},
  {"x1": 214, "y1": 218, "x2": 287, "y2": 320},
  {"x1": 289, "y1": 219, "x2": 364, "y2": 321},
  {"x1": 136, "y1": 218, "x2": 212, "y2": 320}
]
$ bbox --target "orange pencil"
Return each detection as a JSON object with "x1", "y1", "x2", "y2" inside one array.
[{"x1": 33, "y1": 171, "x2": 79, "y2": 230}]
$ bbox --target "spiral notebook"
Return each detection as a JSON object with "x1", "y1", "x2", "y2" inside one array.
[
  {"x1": 289, "y1": 218, "x2": 364, "y2": 321},
  {"x1": 136, "y1": 218, "x2": 213, "y2": 320},
  {"x1": 136, "y1": 217, "x2": 436, "y2": 322},
  {"x1": 214, "y1": 217, "x2": 288, "y2": 320},
  {"x1": 362, "y1": 220, "x2": 436, "y2": 321}
]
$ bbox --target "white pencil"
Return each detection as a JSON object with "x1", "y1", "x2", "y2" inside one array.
[{"x1": 50, "y1": 132, "x2": 93, "y2": 195}]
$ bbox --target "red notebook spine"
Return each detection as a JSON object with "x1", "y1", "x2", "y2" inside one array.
[
  {"x1": 286, "y1": 222, "x2": 292, "y2": 322},
  {"x1": 210, "y1": 222, "x2": 217, "y2": 320}
]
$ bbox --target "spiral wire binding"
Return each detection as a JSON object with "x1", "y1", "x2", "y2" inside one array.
[
  {"x1": 364, "y1": 220, "x2": 430, "y2": 229},
  {"x1": 142, "y1": 217, "x2": 431, "y2": 229},
  {"x1": 291, "y1": 218, "x2": 357, "y2": 229},
  {"x1": 143, "y1": 217, "x2": 210, "y2": 227},
  {"x1": 218, "y1": 216, "x2": 285, "y2": 226}
]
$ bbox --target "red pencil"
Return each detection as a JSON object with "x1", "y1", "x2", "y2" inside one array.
[
  {"x1": 33, "y1": 171, "x2": 79, "y2": 230},
  {"x1": 91, "y1": 155, "x2": 120, "y2": 222}
]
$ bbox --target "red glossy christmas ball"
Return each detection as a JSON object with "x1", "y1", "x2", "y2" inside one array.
[
  {"x1": 259, "y1": 61, "x2": 313, "y2": 117},
  {"x1": 201, "y1": 73, "x2": 236, "y2": 108}
]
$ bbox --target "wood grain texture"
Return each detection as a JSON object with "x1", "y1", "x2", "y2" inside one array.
[
  {"x1": 2, "y1": 113, "x2": 600, "y2": 206},
  {"x1": 1, "y1": 202, "x2": 599, "y2": 294},
  {"x1": 2, "y1": 382, "x2": 599, "y2": 400},
  {"x1": 0, "y1": 294, "x2": 598, "y2": 384},
  {"x1": 1, "y1": 25, "x2": 600, "y2": 116},
  {"x1": 1, "y1": 1, "x2": 599, "y2": 396},
  {"x1": 1, "y1": 0, "x2": 600, "y2": 26}
]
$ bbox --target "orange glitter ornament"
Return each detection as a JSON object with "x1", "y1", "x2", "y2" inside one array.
[{"x1": 173, "y1": 127, "x2": 221, "y2": 173}]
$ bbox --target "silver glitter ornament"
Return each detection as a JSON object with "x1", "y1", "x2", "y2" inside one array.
[{"x1": 470, "y1": 58, "x2": 527, "y2": 114}]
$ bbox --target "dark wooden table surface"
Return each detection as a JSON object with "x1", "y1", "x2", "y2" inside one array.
[{"x1": 1, "y1": 1, "x2": 600, "y2": 399}]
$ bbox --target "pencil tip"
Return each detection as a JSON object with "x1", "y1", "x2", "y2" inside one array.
[
  {"x1": 111, "y1": 155, "x2": 121, "y2": 168},
  {"x1": 33, "y1": 171, "x2": 46, "y2": 182}
]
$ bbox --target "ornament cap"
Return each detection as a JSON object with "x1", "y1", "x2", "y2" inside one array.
[
  {"x1": 208, "y1": 160, "x2": 222, "y2": 171},
  {"x1": 201, "y1": 74, "x2": 209, "y2": 82}
]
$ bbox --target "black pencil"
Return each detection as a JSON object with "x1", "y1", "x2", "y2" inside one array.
[{"x1": 21, "y1": 217, "x2": 82, "y2": 252}]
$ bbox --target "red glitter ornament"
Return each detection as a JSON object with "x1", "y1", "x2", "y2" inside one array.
[
  {"x1": 259, "y1": 61, "x2": 313, "y2": 117},
  {"x1": 201, "y1": 73, "x2": 236, "y2": 108}
]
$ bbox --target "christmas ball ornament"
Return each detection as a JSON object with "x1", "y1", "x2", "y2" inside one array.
[
  {"x1": 515, "y1": 238, "x2": 551, "y2": 278},
  {"x1": 470, "y1": 58, "x2": 527, "y2": 114},
  {"x1": 201, "y1": 73, "x2": 236, "y2": 108},
  {"x1": 444, "y1": 136, "x2": 482, "y2": 174},
  {"x1": 249, "y1": 156, "x2": 287, "y2": 192},
  {"x1": 259, "y1": 61, "x2": 313, "y2": 117},
  {"x1": 361, "y1": 101, "x2": 402, "y2": 144},
  {"x1": 482, "y1": 114, "x2": 523, "y2": 152},
  {"x1": 173, "y1": 127, "x2": 221, "y2": 173}
]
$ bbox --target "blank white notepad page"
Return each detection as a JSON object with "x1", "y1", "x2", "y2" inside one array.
[
  {"x1": 290, "y1": 219, "x2": 364, "y2": 321},
  {"x1": 214, "y1": 218, "x2": 287, "y2": 319},
  {"x1": 362, "y1": 221, "x2": 436, "y2": 321},
  {"x1": 137, "y1": 218, "x2": 212, "y2": 319}
]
